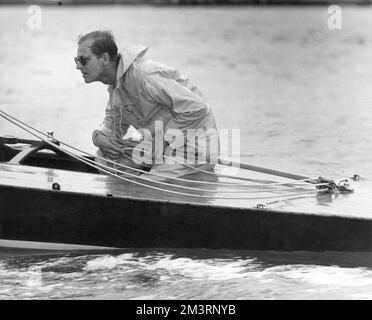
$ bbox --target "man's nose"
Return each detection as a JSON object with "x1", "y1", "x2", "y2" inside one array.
[{"x1": 76, "y1": 62, "x2": 82, "y2": 70}]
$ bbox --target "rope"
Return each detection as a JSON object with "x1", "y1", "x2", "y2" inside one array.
[
  {"x1": 0, "y1": 110, "x2": 326, "y2": 200},
  {"x1": 0, "y1": 110, "x2": 321, "y2": 189}
]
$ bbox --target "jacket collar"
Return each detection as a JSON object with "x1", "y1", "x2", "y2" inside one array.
[
  {"x1": 108, "y1": 45, "x2": 148, "y2": 92},
  {"x1": 114, "y1": 45, "x2": 148, "y2": 87}
]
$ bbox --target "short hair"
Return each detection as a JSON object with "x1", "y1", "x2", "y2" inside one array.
[{"x1": 77, "y1": 30, "x2": 118, "y2": 62}]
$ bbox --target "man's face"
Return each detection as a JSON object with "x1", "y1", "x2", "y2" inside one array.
[{"x1": 75, "y1": 40, "x2": 104, "y2": 83}]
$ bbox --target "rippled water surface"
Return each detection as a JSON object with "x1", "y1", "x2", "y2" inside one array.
[
  {"x1": 2, "y1": 249, "x2": 372, "y2": 300},
  {"x1": 1, "y1": 5, "x2": 372, "y2": 299}
]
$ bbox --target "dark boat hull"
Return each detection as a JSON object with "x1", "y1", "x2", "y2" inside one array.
[
  {"x1": 1, "y1": 136, "x2": 371, "y2": 252},
  {"x1": 1, "y1": 184, "x2": 371, "y2": 251}
]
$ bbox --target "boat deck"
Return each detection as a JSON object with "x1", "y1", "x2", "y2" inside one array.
[
  {"x1": 0, "y1": 119, "x2": 371, "y2": 251},
  {"x1": 0, "y1": 161, "x2": 370, "y2": 220}
]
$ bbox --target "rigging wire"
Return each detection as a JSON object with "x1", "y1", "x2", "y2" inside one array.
[
  {"x1": 0, "y1": 110, "x2": 321, "y2": 189},
  {"x1": 0, "y1": 110, "x2": 328, "y2": 200}
]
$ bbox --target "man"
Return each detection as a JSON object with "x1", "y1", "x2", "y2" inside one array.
[{"x1": 75, "y1": 30, "x2": 219, "y2": 180}]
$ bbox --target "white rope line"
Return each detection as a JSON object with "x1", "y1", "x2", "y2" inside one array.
[
  {"x1": 1, "y1": 110, "x2": 259, "y2": 187},
  {"x1": 0, "y1": 163, "x2": 324, "y2": 195},
  {"x1": 0, "y1": 110, "x2": 323, "y2": 190},
  {"x1": 127, "y1": 147, "x2": 327, "y2": 191},
  {"x1": 3, "y1": 119, "x2": 320, "y2": 199},
  {"x1": 0, "y1": 110, "x2": 328, "y2": 199},
  {"x1": 0, "y1": 115, "x2": 231, "y2": 198},
  {"x1": 0, "y1": 110, "x2": 327, "y2": 200},
  {"x1": 48, "y1": 139, "x2": 318, "y2": 189},
  {"x1": 163, "y1": 153, "x2": 275, "y2": 182},
  {"x1": 161, "y1": 154, "x2": 319, "y2": 185}
]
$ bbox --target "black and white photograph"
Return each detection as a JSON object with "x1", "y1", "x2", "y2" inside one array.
[{"x1": 1, "y1": 0, "x2": 372, "y2": 303}]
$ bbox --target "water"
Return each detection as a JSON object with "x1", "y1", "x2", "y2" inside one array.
[
  {"x1": 1, "y1": 5, "x2": 372, "y2": 299},
  {"x1": 2, "y1": 249, "x2": 372, "y2": 300}
]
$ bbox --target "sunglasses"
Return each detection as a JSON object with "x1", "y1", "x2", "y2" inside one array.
[{"x1": 74, "y1": 55, "x2": 91, "y2": 66}]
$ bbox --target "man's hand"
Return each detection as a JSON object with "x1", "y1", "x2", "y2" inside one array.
[{"x1": 94, "y1": 133, "x2": 127, "y2": 159}]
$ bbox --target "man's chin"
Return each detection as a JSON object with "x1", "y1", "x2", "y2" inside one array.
[{"x1": 84, "y1": 76, "x2": 101, "y2": 83}]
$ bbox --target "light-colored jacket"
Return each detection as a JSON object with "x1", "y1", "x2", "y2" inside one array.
[{"x1": 93, "y1": 45, "x2": 219, "y2": 162}]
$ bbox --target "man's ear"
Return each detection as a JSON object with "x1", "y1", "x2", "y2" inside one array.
[{"x1": 102, "y1": 52, "x2": 110, "y2": 64}]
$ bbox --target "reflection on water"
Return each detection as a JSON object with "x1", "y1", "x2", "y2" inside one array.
[
  {"x1": 1, "y1": 5, "x2": 372, "y2": 299},
  {"x1": 1, "y1": 249, "x2": 372, "y2": 300}
]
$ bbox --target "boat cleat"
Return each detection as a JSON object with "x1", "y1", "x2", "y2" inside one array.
[
  {"x1": 336, "y1": 179, "x2": 354, "y2": 193},
  {"x1": 46, "y1": 131, "x2": 60, "y2": 145},
  {"x1": 256, "y1": 203, "x2": 267, "y2": 209},
  {"x1": 316, "y1": 176, "x2": 353, "y2": 194},
  {"x1": 316, "y1": 177, "x2": 338, "y2": 193}
]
